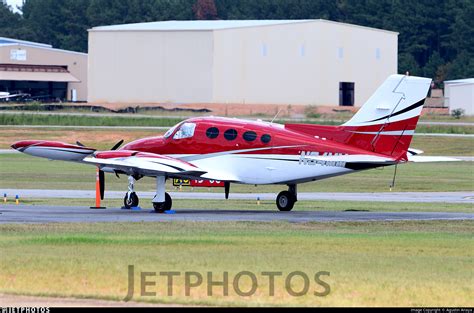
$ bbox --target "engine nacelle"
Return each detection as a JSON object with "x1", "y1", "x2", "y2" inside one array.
[{"x1": 11, "y1": 140, "x2": 96, "y2": 161}]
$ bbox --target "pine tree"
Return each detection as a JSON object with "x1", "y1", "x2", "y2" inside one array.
[{"x1": 193, "y1": 0, "x2": 218, "y2": 20}]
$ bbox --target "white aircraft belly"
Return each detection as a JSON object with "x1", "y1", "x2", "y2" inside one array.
[{"x1": 190, "y1": 154, "x2": 351, "y2": 185}]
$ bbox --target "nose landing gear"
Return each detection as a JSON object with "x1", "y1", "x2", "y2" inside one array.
[
  {"x1": 276, "y1": 184, "x2": 297, "y2": 211},
  {"x1": 123, "y1": 175, "x2": 139, "y2": 209}
]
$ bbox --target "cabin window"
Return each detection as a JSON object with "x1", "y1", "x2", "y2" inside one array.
[
  {"x1": 243, "y1": 131, "x2": 257, "y2": 142},
  {"x1": 261, "y1": 134, "x2": 271, "y2": 143},
  {"x1": 224, "y1": 129, "x2": 238, "y2": 141},
  {"x1": 173, "y1": 122, "x2": 196, "y2": 140},
  {"x1": 206, "y1": 127, "x2": 219, "y2": 139}
]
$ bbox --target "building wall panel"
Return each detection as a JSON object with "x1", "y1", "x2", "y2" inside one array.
[{"x1": 88, "y1": 31, "x2": 213, "y2": 103}]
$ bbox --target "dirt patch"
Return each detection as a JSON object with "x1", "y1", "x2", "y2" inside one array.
[
  {"x1": 75, "y1": 102, "x2": 444, "y2": 118},
  {"x1": 84, "y1": 102, "x2": 359, "y2": 118}
]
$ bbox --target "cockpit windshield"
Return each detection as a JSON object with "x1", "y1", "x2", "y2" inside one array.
[
  {"x1": 173, "y1": 122, "x2": 196, "y2": 140},
  {"x1": 163, "y1": 124, "x2": 179, "y2": 139}
]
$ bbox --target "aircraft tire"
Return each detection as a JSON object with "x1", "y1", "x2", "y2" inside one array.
[
  {"x1": 123, "y1": 192, "x2": 139, "y2": 209},
  {"x1": 276, "y1": 191, "x2": 295, "y2": 211},
  {"x1": 153, "y1": 192, "x2": 172, "y2": 213}
]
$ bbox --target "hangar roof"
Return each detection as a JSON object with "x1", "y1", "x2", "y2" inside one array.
[
  {"x1": 90, "y1": 20, "x2": 311, "y2": 31},
  {"x1": 89, "y1": 19, "x2": 398, "y2": 34},
  {"x1": 444, "y1": 78, "x2": 474, "y2": 85},
  {"x1": 0, "y1": 37, "x2": 52, "y2": 48},
  {"x1": 0, "y1": 39, "x2": 87, "y2": 56}
]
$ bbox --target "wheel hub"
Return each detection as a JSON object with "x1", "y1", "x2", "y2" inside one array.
[{"x1": 279, "y1": 196, "x2": 288, "y2": 207}]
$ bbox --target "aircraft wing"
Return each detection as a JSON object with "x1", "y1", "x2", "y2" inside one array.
[
  {"x1": 83, "y1": 150, "x2": 207, "y2": 178},
  {"x1": 11, "y1": 140, "x2": 237, "y2": 181}
]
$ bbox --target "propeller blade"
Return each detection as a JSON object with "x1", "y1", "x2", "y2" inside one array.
[
  {"x1": 111, "y1": 139, "x2": 124, "y2": 151},
  {"x1": 76, "y1": 141, "x2": 85, "y2": 147},
  {"x1": 224, "y1": 182, "x2": 230, "y2": 200},
  {"x1": 99, "y1": 169, "x2": 105, "y2": 200}
]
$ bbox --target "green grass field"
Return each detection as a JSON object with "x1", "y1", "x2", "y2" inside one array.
[
  {"x1": 0, "y1": 221, "x2": 472, "y2": 306},
  {"x1": 7, "y1": 198, "x2": 472, "y2": 213}
]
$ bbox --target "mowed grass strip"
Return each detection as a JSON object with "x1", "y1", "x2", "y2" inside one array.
[
  {"x1": 7, "y1": 198, "x2": 473, "y2": 213},
  {"x1": 1, "y1": 154, "x2": 472, "y2": 192},
  {"x1": 0, "y1": 113, "x2": 183, "y2": 127},
  {"x1": 415, "y1": 124, "x2": 474, "y2": 134},
  {"x1": 0, "y1": 221, "x2": 472, "y2": 306},
  {"x1": 410, "y1": 136, "x2": 474, "y2": 156}
]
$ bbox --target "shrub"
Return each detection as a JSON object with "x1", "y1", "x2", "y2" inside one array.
[
  {"x1": 451, "y1": 108, "x2": 465, "y2": 119},
  {"x1": 304, "y1": 105, "x2": 321, "y2": 119}
]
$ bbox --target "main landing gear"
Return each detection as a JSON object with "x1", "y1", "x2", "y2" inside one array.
[
  {"x1": 152, "y1": 176, "x2": 172, "y2": 213},
  {"x1": 123, "y1": 175, "x2": 173, "y2": 213},
  {"x1": 276, "y1": 184, "x2": 297, "y2": 211},
  {"x1": 152, "y1": 193, "x2": 172, "y2": 213}
]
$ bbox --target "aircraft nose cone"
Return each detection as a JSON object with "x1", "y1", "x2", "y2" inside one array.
[
  {"x1": 11, "y1": 141, "x2": 25, "y2": 150},
  {"x1": 11, "y1": 140, "x2": 37, "y2": 151}
]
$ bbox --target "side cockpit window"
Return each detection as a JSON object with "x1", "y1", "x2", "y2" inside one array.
[
  {"x1": 173, "y1": 122, "x2": 196, "y2": 140},
  {"x1": 164, "y1": 124, "x2": 178, "y2": 138}
]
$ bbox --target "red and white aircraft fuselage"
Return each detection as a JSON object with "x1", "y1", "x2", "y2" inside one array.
[{"x1": 11, "y1": 75, "x2": 434, "y2": 211}]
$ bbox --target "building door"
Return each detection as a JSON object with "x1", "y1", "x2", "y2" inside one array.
[{"x1": 339, "y1": 82, "x2": 355, "y2": 106}]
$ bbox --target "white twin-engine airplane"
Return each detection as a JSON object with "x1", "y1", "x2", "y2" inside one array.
[
  {"x1": 0, "y1": 91, "x2": 29, "y2": 101},
  {"x1": 12, "y1": 74, "x2": 456, "y2": 212}
]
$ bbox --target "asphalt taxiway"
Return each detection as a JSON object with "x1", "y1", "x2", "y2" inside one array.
[{"x1": 0, "y1": 204, "x2": 472, "y2": 223}]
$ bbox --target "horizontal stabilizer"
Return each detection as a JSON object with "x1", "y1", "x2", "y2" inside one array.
[
  {"x1": 407, "y1": 148, "x2": 424, "y2": 156},
  {"x1": 407, "y1": 155, "x2": 461, "y2": 162}
]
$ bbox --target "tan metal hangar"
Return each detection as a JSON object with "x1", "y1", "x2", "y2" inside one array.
[
  {"x1": 0, "y1": 37, "x2": 87, "y2": 102},
  {"x1": 88, "y1": 19, "x2": 398, "y2": 107}
]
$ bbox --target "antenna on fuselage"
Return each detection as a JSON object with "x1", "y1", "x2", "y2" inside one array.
[{"x1": 270, "y1": 108, "x2": 283, "y2": 124}]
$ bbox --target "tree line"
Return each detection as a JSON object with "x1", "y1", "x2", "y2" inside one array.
[{"x1": 1, "y1": 0, "x2": 473, "y2": 82}]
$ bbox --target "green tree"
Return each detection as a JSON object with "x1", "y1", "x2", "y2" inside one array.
[
  {"x1": 447, "y1": 52, "x2": 474, "y2": 80},
  {"x1": 423, "y1": 52, "x2": 445, "y2": 82},
  {"x1": 398, "y1": 53, "x2": 421, "y2": 77},
  {"x1": 194, "y1": 0, "x2": 218, "y2": 20},
  {"x1": 0, "y1": 0, "x2": 471, "y2": 79},
  {"x1": 0, "y1": 2, "x2": 22, "y2": 38}
]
